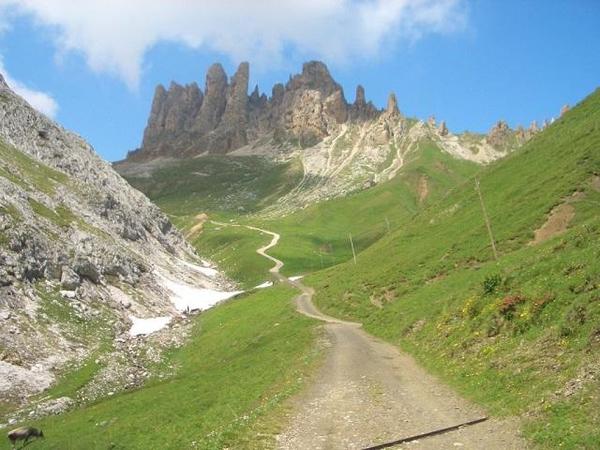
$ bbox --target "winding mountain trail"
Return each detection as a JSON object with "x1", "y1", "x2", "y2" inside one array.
[{"x1": 240, "y1": 225, "x2": 528, "y2": 449}]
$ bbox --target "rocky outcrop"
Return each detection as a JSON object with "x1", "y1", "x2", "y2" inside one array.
[
  {"x1": 0, "y1": 76, "x2": 234, "y2": 409},
  {"x1": 349, "y1": 85, "x2": 379, "y2": 122},
  {"x1": 127, "y1": 59, "x2": 537, "y2": 165},
  {"x1": 486, "y1": 120, "x2": 512, "y2": 148},
  {"x1": 211, "y1": 62, "x2": 250, "y2": 151},
  {"x1": 140, "y1": 82, "x2": 203, "y2": 159},
  {"x1": 438, "y1": 121, "x2": 449, "y2": 136},
  {"x1": 195, "y1": 63, "x2": 228, "y2": 134},
  {"x1": 385, "y1": 92, "x2": 400, "y2": 116},
  {"x1": 128, "y1": 60, "x2": 387, "y2": 159}
]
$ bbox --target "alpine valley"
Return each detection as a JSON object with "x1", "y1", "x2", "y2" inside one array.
[{"x1": 1, "y1": 59, "x2": 599, "y2": 450}]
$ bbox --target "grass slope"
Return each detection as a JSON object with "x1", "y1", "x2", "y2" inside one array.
[
  {"x1": 121, "y1": 155, "x2": 303, "y2": 218},
  {"x1": 191, "y1": 222, "x2": 274, "y2": 288},
  {"x1": 122, "y1": 141, "x2": 478, "y2": 287},
  {"x1": 305, "y1": 89, "x2": 600, "y2": 448},
  {"x1": 9, "y1": 286, "x2": 318, "y2": 450},
  {"x1": 261, "y1": 142, "x2": 479, "y2": 275}
]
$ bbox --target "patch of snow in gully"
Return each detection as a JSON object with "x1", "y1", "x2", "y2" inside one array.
[
  {"x1": 129, "y1": 316, "x2": 171, "y2": 336},
  {"x1": 254, "y1": 281, "x2": 274, "y2": 289},
  {"x1": 157, "y1": 272, "x2": 243, "y2": 312}
]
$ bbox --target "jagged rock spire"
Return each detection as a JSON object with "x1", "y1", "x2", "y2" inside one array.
[
  {"x1": 529, "y1": 120, "x2": 539, "y2": 133},
  {"x1": 212, "y1": 62, "x2": 250, "y2": 150},
  {"x1": 438, "y1": 120, "x2": 449, "y2": 136},
  {"x1": 386, "y1": 92, "x2": 399, "y2": 115},
  {"x1": 195, "y1": 63, "x2": 228, "y2": 133},
  {"x1": 134, "y1": 60, "x2": 388, "y2": 159},
  {"x1": 250, "y1": 84, "x2": 260, "y2": 102},
  {"x1": 355, "y1": 85, "x2": 366, "y2": 106}
]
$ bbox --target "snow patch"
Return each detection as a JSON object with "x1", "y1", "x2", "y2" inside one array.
[
  {"x1": 254, "y1": 281, "x2": 274, "y2": 289},
  {"x1": 289, "y1": 275, "x2": 304, "y2": 281},
  {"x1": 129, "y1": 316, "x2": 171, "y2": 336},
  {"x1": 157, "y1": 273, "x2": 243, "y2": 312}
]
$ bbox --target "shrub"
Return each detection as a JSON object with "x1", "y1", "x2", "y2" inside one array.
[{"x1": 482, "y1": 274, "x2": 502, "y2": 295}]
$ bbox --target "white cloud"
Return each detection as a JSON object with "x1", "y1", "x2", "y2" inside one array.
[
  {"x1": 0, "y1": 0, "x2": 466, "y2": 89},
  {"x1": 0, "y1": 58, "x2": 58, "y2": 117}
]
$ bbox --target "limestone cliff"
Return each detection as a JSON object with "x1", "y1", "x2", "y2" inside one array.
[{"x1": 128, "y1": 61, "x2": 385, "y2": 159}]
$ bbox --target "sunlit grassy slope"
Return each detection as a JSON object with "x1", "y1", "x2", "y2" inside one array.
[
  {"x1": 306, "y1": 88, "x2": 600, "y2": 449},
  {"x1": 10, "y1": 286, "x2": 318, "y2": 450},
  {"x1": 120, "y1": 140, "x2": 479, "y2": 287},
  {"x1": 261, "y1": 142, "x2": 479, "y2": 275},
  {"x1": 121, "y1": 155, "x2": 303, "y2": 218}
]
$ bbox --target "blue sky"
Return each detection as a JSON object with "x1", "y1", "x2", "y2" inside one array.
[{"x1": 0, "y1": 0, "x2": 598, "y2": 162}]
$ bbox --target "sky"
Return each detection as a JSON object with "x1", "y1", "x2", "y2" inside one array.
[{"x1": 0, "y1": 0, "x2": 598, "y2": 162}]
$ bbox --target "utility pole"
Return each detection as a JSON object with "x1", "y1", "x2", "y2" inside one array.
[
  {"x1": 348, "y1": 233, "x2": 357, "y2": 265},
  {"x1": 475, "y1": 178, "x2": 498, "y2": 261},
  {"x1": 385, "y1": 216, "x2": 391, "y2": 233}
]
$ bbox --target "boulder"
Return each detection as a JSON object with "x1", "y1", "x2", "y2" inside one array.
[{"x1": 60, "y1": 266, "x2": 81, "y2": 290}]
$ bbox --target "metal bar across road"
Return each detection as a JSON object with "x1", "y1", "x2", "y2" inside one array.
[{"x1": 362, "y1": 417, "x2": 489, "y2": 450}]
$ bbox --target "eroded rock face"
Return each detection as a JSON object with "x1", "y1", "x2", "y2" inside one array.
[
  {"x1": 211, "y1": 62, "x2": 250, "y2": 151},
  {"x1": 386, "y1": 92, "x2": 400, "y2": 116},
  {"x1": 195, "y1": 63, "x2": 229, "y2": 134},
  {"x1": 0, "y1": 76, "x2": 235, "y2": 410},
  {"x1": 438, "y1": 121, "x2": 449, "y2": 136},
  {"x1": 129, "y1": 60, "x2": 387, "y2": 159},
  {"x1": 127, "y1": 59, "x2": 536, "y2": 165},
  {"x1": 140, "y1": 83, "x2": 203, "y2": 159},
  {"x1": 486, "y1": 120, "x2": 513, "y2": 149},
  {"x1": 349, "y1": 85, "x2": 379, "y2": 122}
]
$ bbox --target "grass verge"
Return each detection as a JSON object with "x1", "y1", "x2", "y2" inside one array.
[{"x1": 12, "y1": 285, "x2": 319, "y2": 450}]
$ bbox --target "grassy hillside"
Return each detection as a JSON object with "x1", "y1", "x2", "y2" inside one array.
[
  {"x1": 9, "y1": 286, "x2": 319, "y2": 450},
  {"x1": 191, "y1": 222, "x2": 275, "y2": 288},
  {"x1": 178, "y1": 143, "x2": 478, "y2": 287},
  {"x1": 261, "y1": 142, "x2": 479, "y2": 275},
  {"x1": 305, "y1": 88, "x2": 600, "y2": 448},
  {"x1": 120, "y1": 155, "x2": 303, "y2": 218},
  {"x1": 120, "y1": 140, "x2": 478, "y2": 287}
]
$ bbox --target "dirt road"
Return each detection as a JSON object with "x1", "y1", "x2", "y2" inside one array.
[{"x1": 249, "y1": 226, "x2": 528, "y2": 449}]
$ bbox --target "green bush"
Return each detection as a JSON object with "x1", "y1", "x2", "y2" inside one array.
[{"x1": 482, "y1": 274, "x2": 502, "y2": 295}]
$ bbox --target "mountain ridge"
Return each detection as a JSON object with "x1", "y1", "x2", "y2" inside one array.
[
  {"x1": 126, "y1": 60, "x2": 540, "y2": 163},
  {"x1": 0, "y1": 75, "x2": 238, "y2": 419}
]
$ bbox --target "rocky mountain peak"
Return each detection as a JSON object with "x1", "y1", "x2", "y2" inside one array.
[
  {"x1": 195, "y1": 63, "x2": 229, "y2": 134},
  {"x1": 250, "y1": 84, "x2": 261, "y2": 102},
  {"x1": 486, "y1": 120, "x2": 516, "y2": 149},
  {"x1": 130, "y1": 60, "x2": 387, "y2": 159},
  {"x1": 0, "y1": 72, "x2": 9, "y2": 88},
  {"x1": 386, "y1": 92, "x2": 400, "y2": 115},
  {"x1": 438, "y1": 120, "x2": 449, "y2": 136},
  {"x1": 140, "y1": 80, "x2": 203, "y2": 158},
  {"x1": 211, "y1": 62, "x2": 250, "y2": 151},
  {"x1": 529, "y1": 120, "x2": 539, "y2": 133},
  {"x1": 287, "y1": 61, "x2": 341, "y2": 97},
  {"x1": 349, "y1": 84, "x2": 379, "y2": 122},
  {"x1": 355, "y1": 85, "x2": 366, "y2": 106}
]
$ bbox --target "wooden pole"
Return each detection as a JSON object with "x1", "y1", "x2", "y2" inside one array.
[
  {"x1": 475, "y1": 178, "x2": 498, "y2": 261},
  {"x1": 349, "y1": 233, "x2": 357, "y2": 265},
  {"x1": 385, "y1": 216, "x2": 391, "y2": 233}
]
